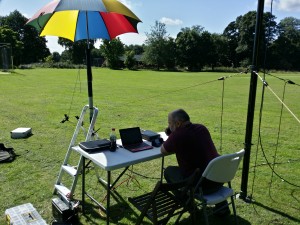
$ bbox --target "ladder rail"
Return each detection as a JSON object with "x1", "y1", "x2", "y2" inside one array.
[
  {"x1": 63, "y1": 105, "x2": 89, "y2": 166},
  {"x1": 54, "y1": 105, "x2": 99, "y2": 204}
]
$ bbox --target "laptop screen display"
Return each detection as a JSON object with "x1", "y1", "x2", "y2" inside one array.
[{"x1": 119, "y1": 127, "x2": 143, "y2": 146}]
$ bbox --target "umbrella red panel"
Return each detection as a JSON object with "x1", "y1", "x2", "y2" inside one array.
[{"x1": 100, "y1": 12, "x2": 138, "y2": 39}]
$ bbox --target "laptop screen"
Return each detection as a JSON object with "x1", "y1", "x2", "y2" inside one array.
[{"x1": 119, "y1": 127, "x2": 143, "y2": 146}]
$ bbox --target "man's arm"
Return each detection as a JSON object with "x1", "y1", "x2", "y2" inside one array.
[
  {"x1": 160, "y1": 143, "x2": 169, "y2": 154},
  {"x1": 161, "y1": 127, "x2": 172, "y2": 154}
]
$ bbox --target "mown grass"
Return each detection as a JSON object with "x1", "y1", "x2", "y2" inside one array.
[{"x1": 0, "y1": 68, "x2": 299, "y2": 225}]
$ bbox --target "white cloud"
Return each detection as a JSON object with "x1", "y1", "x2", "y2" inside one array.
[
  {"x1": 92, "y1": 33, "x2": 146, "y2": 48},
  {"x1": 272, "y1": 0, "x2": 300, "y2": 12},
  {"x1": 160, "y1": 17, "x2": 183, "y2": 26},
  {"x1": 46, "y1": 36, "x2": 65, "y2": 54},
  {"x1": 119, "y1": 33, "x2": 147, "y2": 45}
]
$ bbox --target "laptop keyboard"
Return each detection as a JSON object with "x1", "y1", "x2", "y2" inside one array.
[{"x1": 124, "y1": 142, "x2": 153, "y2": 151}]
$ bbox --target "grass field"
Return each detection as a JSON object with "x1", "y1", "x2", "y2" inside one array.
[{"x1": 0, "y1": 68, "x2": 299, "y2": 225}]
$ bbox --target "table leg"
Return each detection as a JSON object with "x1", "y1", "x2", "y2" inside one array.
[
  {"x1": 82, "y1": 156, "x2": 85, "y2": 213},
  {"x1": 107, "y1": 171, "x2": 111, "y2": 225}
]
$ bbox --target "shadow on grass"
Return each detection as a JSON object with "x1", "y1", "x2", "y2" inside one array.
[
  {"x1": 78, "y1": 200, "x2": 251, "y2": 225},
  {"x1": 253, "y1": 201, "x2": 300, "y2": 224},
  {"x1": 77, "y1": 200, "x2": 140, "y2": 225},
  {"x1": 171, "y1": 209, "x2": 251, "y2": 225}
]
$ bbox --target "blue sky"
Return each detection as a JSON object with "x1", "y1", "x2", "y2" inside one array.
[{"x1": 1, "y1": 0, "x2": 299, "y2": 53}]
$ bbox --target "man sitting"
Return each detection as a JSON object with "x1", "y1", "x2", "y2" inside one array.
[{"x1": 160, "y1": 108, "x2": 230, "y2": 217}]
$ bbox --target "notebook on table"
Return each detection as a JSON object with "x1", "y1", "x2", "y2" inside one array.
[{"x1": 119, "y1": 127, "x2": 153, "y2": 152}]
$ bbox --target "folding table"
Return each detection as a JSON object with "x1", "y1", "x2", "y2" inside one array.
[{"x1": 73, "y1": 132, "x2": 168, "y2": 225}]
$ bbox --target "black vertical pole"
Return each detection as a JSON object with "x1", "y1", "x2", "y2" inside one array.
[
  {"x1": 85, "y1": 11, "x2": 93, "y2": 122},
  {"x1": 86, "y1": 45, "x2": 94, "y2": 122},
  {"x1": 240, "y1": 0, "x2": 265, "y2": 200}
]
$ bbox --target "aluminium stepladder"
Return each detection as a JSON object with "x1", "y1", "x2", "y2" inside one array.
[{"x1": 53, "y1": 105, "x2": 99, "y2": 208}]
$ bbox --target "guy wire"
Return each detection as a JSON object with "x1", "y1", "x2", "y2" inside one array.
[
  {"x1": 119, "y1": 71, "x2": 247, "y2": 107},
  {"x1": 255, "y1": 72, "x2": 300, "y2": 124}
]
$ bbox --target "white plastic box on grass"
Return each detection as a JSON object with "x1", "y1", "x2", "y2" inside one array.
[
  {"x1": 11, "y1": 128, "x2": 32, "y2": 139},
  {"x1": 5, "y1": 203, "x2": 47, "y2": 225}
]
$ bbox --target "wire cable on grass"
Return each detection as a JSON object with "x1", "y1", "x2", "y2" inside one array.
[
  {"x1": 268, "y1": 81, "x2": 287, "y2": 200},
  {"x1": 248, "y1": 2, "x2": 300, "y2": 196},
  {"x1": 248, "y1": 158, "x2": 300, "y2": 169},
  {"x1": 218, "y1": 76, "x2": 225, "y2": 153},
  {"x1": 249, "y1": 70, "x2": 267, "y2": 201},
  {"x1": 249, "y1": 72, "x2": 300, "y2": 200}
]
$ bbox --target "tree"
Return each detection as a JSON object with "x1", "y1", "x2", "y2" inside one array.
[
  {"x1": 52, "y1": 52, "x2": 61, "y2": 63},
  {"x1": 176, "y1": 26, "x2": 206, "y2": 71},
  {"x1": 223, "y1": 11, "x2": 277, "y2": 68},
  {"x1": 276, "y1": 17, "x2": 300, "y2": 70},
  {"x1": 91, "y1": 48, "x2": 104, "y2": 67},
  {"x1": 58, "y1": 38, "x2": 94, "y2": 64},
  {"x1": 124, "y1": 50, "x2": 136, "y2": 70},
  {"x1": 263, "y1": 17, "x2": 300, "y2": 70},
  {"x1": 163, "y1": 37, "x2": 177, "y2": 70},
  {"x1": 278, "y1": 17, "x2": 300, "y2": 46},
  {"x1": 142, "y1": 21, "x2": 170, "y2": 70},
  {"x1": 268, "y1": 36, "x2": 296, "y2": 70},
  {"x1": 60, "y1": 50, "x2": 72, "y2": 63},
  {"x1": 0, "y1": 10, "x2": 50, "y2": 65},
  {"x1": 0, "y1": 26, "x2": 23, "y2": 56},
  {"x1": 223, "y1": 21, "x2": 239, "y2": 67},
  {"x1": 100, "y1": 38, "x2": 124, "y2": 69},
  {"x1": 124, "y1": 44, "x2": 144, "y2": 55},
  {"x1": 210, "y1": 33, "x2": 231, "y2": 69}
]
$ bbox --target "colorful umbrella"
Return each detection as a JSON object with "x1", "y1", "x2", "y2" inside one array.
[{"x1": 26, "y1": 0, "x2": 141, "y2": 119}]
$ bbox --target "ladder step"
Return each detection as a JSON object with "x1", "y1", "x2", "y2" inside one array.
[
  {"x1": 62, "y1": 165, "x2": 78, "y2": 176},
  {"x1": 55, "y1": 184, "x2": 71, "y2": 198}
]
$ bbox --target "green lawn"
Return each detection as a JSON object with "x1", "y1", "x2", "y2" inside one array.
[{"x1": 0, "y1": 68, "x2": 299, "y2": 225}]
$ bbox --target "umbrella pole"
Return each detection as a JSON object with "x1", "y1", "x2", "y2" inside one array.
[
  {"x1": 86, "y1": 44, "x2": 94, "y2": 122},
  {"x1": 85, "y1": 11, "x2": 93, "y2": 123}
]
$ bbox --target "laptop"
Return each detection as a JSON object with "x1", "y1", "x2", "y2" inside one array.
[{"x1": 119, "y1": 127, "x2": 153, "y2": 152}]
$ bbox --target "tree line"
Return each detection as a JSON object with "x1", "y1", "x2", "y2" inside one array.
[{"x1": 0, "y1": 10, "x2": 299, "y2": 71}]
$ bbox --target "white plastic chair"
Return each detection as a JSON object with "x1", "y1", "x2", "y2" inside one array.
[{"x1": 194, "y1": 149, "x2": 245, "y2": 225}]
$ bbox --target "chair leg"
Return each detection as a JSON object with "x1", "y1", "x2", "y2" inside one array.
[
  {"x1": 202, "y1": 204, "x2": 209, "y2": 225},
  {"x1": 230, "y1": 195, "x2": 238, "y2": 225}
]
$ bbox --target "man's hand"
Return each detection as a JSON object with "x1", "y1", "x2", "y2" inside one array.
[
  {"x1": 160, "y1": 144, "x2": 169, "y2": 154},
  {"x1": 165, "y1": 127, "x2": 172, "y2": 136}
]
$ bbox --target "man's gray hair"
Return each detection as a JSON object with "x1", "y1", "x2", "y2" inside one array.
[{"x1": 171, "y1": 109, "x2": 190, "y2": 122}]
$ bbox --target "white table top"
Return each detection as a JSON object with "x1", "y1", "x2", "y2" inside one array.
[{"x1": 73, "y1": 132, "x2": 167, "y2": 171}]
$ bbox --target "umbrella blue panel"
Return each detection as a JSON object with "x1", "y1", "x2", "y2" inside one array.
[{"x1": 75, "y1": 11, "x2": 110, "y2": 41}]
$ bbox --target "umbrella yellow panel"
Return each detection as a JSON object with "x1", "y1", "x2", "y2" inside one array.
[
  {"x1": 41, "y1": 11, "x2": 78, "y2": 41},
  {"x1": 103, "y1": 0, "x2": 141, "y2": 21}
]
